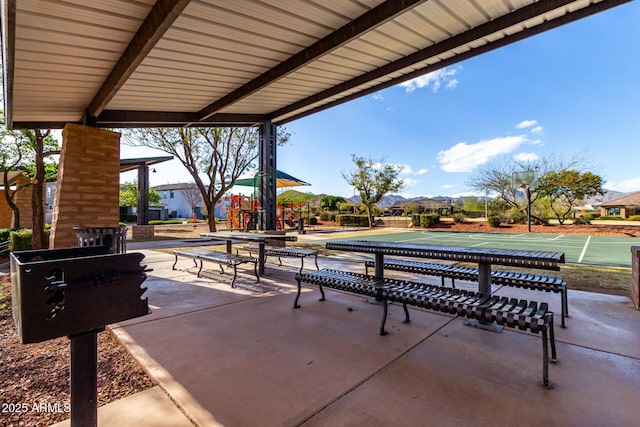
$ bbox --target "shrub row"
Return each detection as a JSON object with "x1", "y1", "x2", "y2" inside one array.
[
  {"x1": 629, "y1": 215, "x2": 640, "y2": 221},
  {"x1": 148, "y1": 219, "x2": 184, "y2": 225},
  {"x1": 487, "y1": 216, "x2": 501, "y2": 227},
  {"x1": 411, "y1": 214, "x2": 440, "y2": 228},
  {"x1": 1, "y1": 229, "x2": 51, "y2": 252},
  {"x1": 335, "y1": 215, "x2": 370, "y2": 226}
]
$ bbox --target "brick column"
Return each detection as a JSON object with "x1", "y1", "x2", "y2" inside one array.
[
  {"x1": 13, "y1": 175, "x2": 34, "y2": 228},
  {"x1": 49, "y1": 124, "x2": 121, "y2": 248},
  {"x1": 632, "y1": 247, "x2": 640, "y2": 310},
  {"x1": 0, "y1": 190, "x2": 13, "y2": 228}
]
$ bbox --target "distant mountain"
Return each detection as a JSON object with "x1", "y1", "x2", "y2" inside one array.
[
  {"x1": 348, "y1": 194, "x2": 412, "y2": 207},
  {"x1": 583, "y1": 189, "x2": 630, "y2": 206}
]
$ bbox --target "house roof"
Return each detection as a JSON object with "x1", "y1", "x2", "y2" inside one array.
[
  {"x1": 2, "y1": 0, "x2": 630, "y2": 130},
  {"x1": 120, "y1": 156, "x2": 174, "y2": 173},
  {"x1": 598, "y1": 191, "x2": 640, "y2": 207},
  {"x1": 151, "y1": 182, "x2": 197, "y2": 191}
]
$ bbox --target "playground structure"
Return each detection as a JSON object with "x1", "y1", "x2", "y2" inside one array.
[{"x1": 225, "y1": 195, "x2": 310, "y2": 231}]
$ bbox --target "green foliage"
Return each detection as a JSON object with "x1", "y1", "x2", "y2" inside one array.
[
  {"x1": 404, "y1": 203, "x2": 424, "y2": 215},
  {"x1": 336, "y1": 215, "x2": 370, "y2": 226},
  {"x1": 308, "y1": 216, "x2": 318, "y2": 225},
  {"x1": 487, "y1": 216, "x2": 502, "y2": 227},
  {"x1": 342, "y1": 154, "x2": 404, "y2": 227},
  {"x1": 628, "y1": 215, "x2": 640, "y2": 221},
  {"x1": 411, "y1": 214, "x2": 440, "y2": 227},
  {"x1": 453, "y1": 213, "x2": 466, "y2": 223},
  {"x1": 148, "y1": 219, "x2": 183, "y2": 225},
  {"x1": 9, "y1": 229, "x2": 50, "y2": 251},
  {"x1": 119, "y1": 182, "x2": 161, "y2": 207},
  {"x1": 0, "y1": 228, "x2": 12, "y2": 241},
  {"x1": 508, "y1": 209, "x2": 526, "y2": 224},
  {"x1": 462, "y1": 196, "x2": 485, "y2": 214},
  {"x1": 537, "y1": 169, "x2": 604, "y2": 224},
  {"x1": 584, "y1": 213, "x2": 600, "y2": 220},
  {"x1": 277, "y1": 190, "x2": 315, "y2": 205},
  {"x1": 320, "y1": 195, "x2": 346, "y2": 210},
  {"x1": 573, "y1": 217, "x2": 591, "y2": 225}
]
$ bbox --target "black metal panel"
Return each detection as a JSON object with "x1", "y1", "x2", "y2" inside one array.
[
  {"x1": 259, "y1": 122, "x2": 277, "y2": 230},
  {"x1": 10, "y1": 247, "x2": 149, "y2": 344},
  {"x1": 137, "y1": 164, "x2": 149, "y2": 225}
]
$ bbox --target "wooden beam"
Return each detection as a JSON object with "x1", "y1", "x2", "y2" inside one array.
[
  {"x1": 85, "y1": 0, "x2": 191, "y2": 118},
  {"x1": 95, "y1": 110, "x2": 266, "y2": 128},
  {"x1": 272, "y1": 0, "x2": 631, "y2": 124},
  {"x1": 195, "y1": 0, "x2": 427, "y2": 121}
]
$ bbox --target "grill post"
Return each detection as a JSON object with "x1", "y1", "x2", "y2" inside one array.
[{"x1": 70, "y1": 329, "x2": 102, "y2": 427}]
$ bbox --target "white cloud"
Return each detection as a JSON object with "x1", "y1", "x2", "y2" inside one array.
[
  {"x1": 402, "y1": 178, "x2": 420, "y2": 186},
  {"x1": 416, "y1": 168, "x2": 428, "y2": 175},
  {"x1": 516, "y1": 120, "x2": 537, "y2": 129},
  {"x1": 396, "y1": 164, "x2": 412, "y2": 174},
  {"x1": 440, "y1": 184, "x2": 456, "y2": 189},
  {"x1": 513, "y1": 152, "x2": 539, "y2": 162},
  {"x1": 438, "y1": 135, "x2": 529, "y2": 173},
  {"x1": 372, "y1": 94, "x2": 383, "y2": 101},
  {"x1": 604, "y1": 177, "x2": 640, "y2": 192},
  {"x1": 531, "y1": 126, "x2": 543, "y2": 135},
  {"x1": 399, "y1": 67, "x2": 460, "y2": 93}
]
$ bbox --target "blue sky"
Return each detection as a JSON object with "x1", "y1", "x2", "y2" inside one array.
[{"x1": 123, "y1": 1, "x2": 640, "y2": 198}]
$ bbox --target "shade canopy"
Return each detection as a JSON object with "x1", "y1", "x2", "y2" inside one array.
[
  {"x1": 235, "y1": 170, "x2": 310, "y2": 189},
  {"x1": 1, "y1": 0, "x2": 630, "y2": 130}
]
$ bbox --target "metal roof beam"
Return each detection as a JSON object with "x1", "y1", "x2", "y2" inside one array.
[
  {"x1": 195, "y1": 0, "x2": 428, "y2": 122},
  {"x1": 96, "y1": 110, "x2": 266, "y2": 128},
  {"x1": 85, "y1": 0, "x2": 191, "y2": 119},
  {"x1": 272, "y1": 0, "x2": 631, "y2": 124}
]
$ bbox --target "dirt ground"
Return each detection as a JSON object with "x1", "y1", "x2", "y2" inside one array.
[
  {"x1": 426, "y1": 220, "x2": 640, "y2": 237},
  {"x1": 0, "y1": 277, "x2": 155, "y2": 427}
]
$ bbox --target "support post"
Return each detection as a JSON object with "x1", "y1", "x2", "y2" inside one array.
[
  {"x1": 70, "y1": 329, "x2": 101, "y2": 427},
  {"x1": 259, "y1": 121, "x2": 277, "y2": 230},
  {"x1": 137, "y1": 164, "x2": 149, "y2": 225}
]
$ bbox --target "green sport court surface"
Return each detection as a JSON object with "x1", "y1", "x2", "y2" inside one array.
[{"x1": 320, "y1": 230, "x2": 637, "y2": 268}]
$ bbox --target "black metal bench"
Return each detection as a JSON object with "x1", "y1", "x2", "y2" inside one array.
[
  {"x1": 173, "y1": 248, "x2": 259, "y2": 288},
  {"x1": 365, "y1": 258, "x2": 568, "y2": 328},
  {"x1": 295, "y1": 268, "x2": 557, "y2": 388},
  {"x1": 236, "y1": 245, "x2": 319, "y2": 273},
  {"x1": 0, "y1": 240, "x2": 9, "y2": 257}
]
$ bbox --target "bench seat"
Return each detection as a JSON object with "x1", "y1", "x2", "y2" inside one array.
[
  {"x1": 236, "y1": 245, "x2": 319, "y2": 273},
  {"x1": 173, "y1": 248, "x2": 259, "y2": 288},
  {"x1": 295, "y1": 268, "x2": 557, "y2": 388},
  {"x1": 365, "y1": 258, "x2": 569, "y2": 327}
]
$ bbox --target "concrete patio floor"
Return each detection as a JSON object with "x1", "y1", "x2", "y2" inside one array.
[{"x1": 53, "y1": 240, "x2": 640, "y2": 426}]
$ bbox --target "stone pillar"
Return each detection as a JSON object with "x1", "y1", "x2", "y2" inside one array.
[
  {"x1": 49, "y1": 124, "x2": 121, "y2": 248},
  {"x1": 632, "y1": 247, "x2": 640, "y2": 310}
]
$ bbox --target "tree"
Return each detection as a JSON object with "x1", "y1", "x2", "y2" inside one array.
[
  {"x1": 467, "y1": 154, "x2": 590, "y2": 224},
  {"x1": 181, "y1": 184, "x2": 204, "y2": 217},
  {"x1": 123, "y1": 127, "x2": 289, "y2": 232},
  {"x1": 537, "y1": 170, "x2": 603, "y2": 224},
  {"x1": 1, "y1": 110, "x2": 59, "y2": 248},
  {"x1": 119, "y1": 182, "x2": 161, "y2": 207},
  {"x1": 320, "y1": 195, "x2": 345, "y2": 211},
  {"x1": 342, "y1": 154, "x2": 404, "y2": 228}
]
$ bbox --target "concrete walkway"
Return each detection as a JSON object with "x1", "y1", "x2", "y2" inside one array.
[{"x1": 53, "y1": 240, "x2": 640, "y2": 426}]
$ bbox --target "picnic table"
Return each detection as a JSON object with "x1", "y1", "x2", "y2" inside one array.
[
  {"x1": 200, "y1": 232, "x2": 297, "y2": 274},
  {"x1": 325, "y1": 240, "x2": 565, "y2": 295}
]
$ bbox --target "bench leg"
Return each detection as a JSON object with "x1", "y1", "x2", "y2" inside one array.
[
  {"x1": 230, "y1": 265, "x2": 238, "y2": 288},
  {"x1": 542, "y1": 328, "x2": 550, "y2": 388},
  {"x1": 318, "y1": 283, "x2": 326, "y2": 302},
  {"x1": 549, "y1": 315, "x2": 557, "y2": 363},
  {"x1": 277, "y1": 255, "x2": 282, "y2": 266},
  {"x1": 313, "y1": 253, "x2": 319, "y2": 270},
  {"x1": 402, "y1": 302, "x2": 411, "y2": 324},
  {"x1": 197, "y1": 260, "x2": 203, "y2": 278},
  {"x1": 218, "y1": 263, "x2": 225, "y2": 274},
  {"x1": 380, "y1": 299, "x2": 388, "y2": 336},
  {"x1": 298, "y1": 257, "x2": 305, "y2": 274},
  {"x1": 253, "y1": 262, "x2": 260, "y2": 283},
  {"x1": 365, "y1": 264, "x2": 369, "y2": 275},
  {"x1": 451, "y1": 278, "x2": 456, "y2": 290},
  {"x1": 294, "y1": 279, "x2": 302, "y2": 308},
  {"x1": 172, "y1": 254, "x2": 178, "y2": 270}
]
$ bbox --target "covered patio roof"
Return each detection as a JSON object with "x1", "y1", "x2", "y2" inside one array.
[{"x1": 1, "y1": 0, "x2": 631, "y2": 130}]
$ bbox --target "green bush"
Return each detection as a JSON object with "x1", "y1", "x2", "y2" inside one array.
[
  {"x1": 308, "y1": 216, "x2": 318, "y2": 225},
  {"x1": 411, "y1": 214, "x2": 421, "y2": 227},
  {"x1": 629, "y1": 215, "x2": 640, "y2": 221},
  {"x1": 421, "y1": 214, "x2": 440, "y2": 228},
  {"x1": 336, "y1": 215, "x2": 370, "y2": 226},
  {"x1": 584, "y1": 213, "x2": 599, "y2": 220},
  {"x1": 148, "y1": 219, "x2": 183, "y2": 225},
  {"x1": 0, "y1": 228, "x2": 12, "y2": 242},
  {"x1": 487, "y1": 216, "x2": 501, "y2": 227},
  {"x1": 573, "y1": 217, "x2": 591, "y2": 225},
  {"x1": 9, "y1": 229, "x2": 50, "y2": 251},
  {"x1": 597, "y1": 216, "x2": 623, "y2": 221},
  {"x1": 319, "y1": 212, "x2": 330, "y2": 221},
  {"x1": 508, "y1": 210, "x2": 526, "y2": 224},
  {"x1": 452, "y1": 213, "x2": 466, "y2": 224}
]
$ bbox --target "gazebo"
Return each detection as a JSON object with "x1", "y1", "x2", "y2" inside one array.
[{"x1": 0, "y1": 0, "x2": 630, "y2": 247}]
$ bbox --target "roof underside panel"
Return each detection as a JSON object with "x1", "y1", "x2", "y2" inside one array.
[{"x1": 1, "y1": 0, "x2": 628, "y2": 129}]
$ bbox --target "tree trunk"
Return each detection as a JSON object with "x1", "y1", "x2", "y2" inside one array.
[
  {"x1": 3, "y1": 172, "x2": 20, "y2": 229},
  {"x1": 366, "y1": 205, "x2": 374, "y2": 229},
  {"x1": 207, "y1": 200, "x2": 217, "y2": 232},
  {"x1": 32, "y1": 131, "x2": 46, "y2": 249}
]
